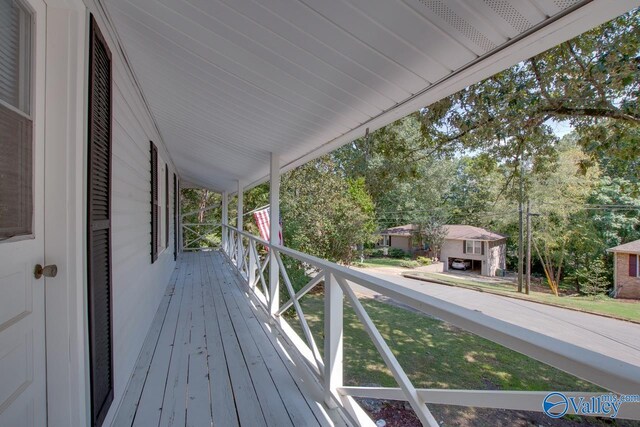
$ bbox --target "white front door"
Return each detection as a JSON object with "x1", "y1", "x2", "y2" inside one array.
[{"x1": 0, "y1": 0, "x2": 47, "y2": 425}]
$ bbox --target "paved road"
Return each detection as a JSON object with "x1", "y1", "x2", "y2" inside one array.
[{"x1": 350, "y1": 266, "x2": 640, "y2": 368}]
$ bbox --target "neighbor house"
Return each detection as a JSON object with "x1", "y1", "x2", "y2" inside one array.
[
  {"x1": 378, "y1": 224, "x2": 506, "y2": 276},
  {"x1": 607, "y1": 240, "x2": 640, "y2": 299},
  {"x1": 440, "y1": 225, "x2": 507, "y2": 277},
  {"x1": 378, "y1": 224, "x2": 420, "y2": 254},
  {"x1": 0, "y1": 1, "x2": 635, "y2": 426}
]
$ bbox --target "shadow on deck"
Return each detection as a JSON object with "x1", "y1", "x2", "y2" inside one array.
[{"x1": 113, "y1": 251, "x2": 346, "y2": 427}]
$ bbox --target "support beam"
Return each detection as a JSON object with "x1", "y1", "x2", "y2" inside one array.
[
  {"x1": 237, "y1": 181, "x2": 244, "y2": 266},
  {"x1": 221, "y1": 191, "x2": 228, "y2": 254},
  {"x1": 269, "y1": 153, "x2": 280, "y2": 315},
  {"x1": 324, "y1": 272, "x2": 343, "y2": 406}
]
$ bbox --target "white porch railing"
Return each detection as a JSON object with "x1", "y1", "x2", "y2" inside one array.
[
  {"x1": 221, "y1": 225, "x2": 640, "y2": 426},
  {"x1": 181, "y1": 222, "x2": 221, "y2": 251}
]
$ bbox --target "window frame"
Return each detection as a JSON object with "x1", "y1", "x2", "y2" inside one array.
[
  {"x1": 0, "y1": 0, "x2": 34, "y2": 243},
  {"x1": 157, "y1": 158, "x2": 167, "y2": 254},
  {"x1": 465, "y1": 240, "x2": 483, "y2": 255}
]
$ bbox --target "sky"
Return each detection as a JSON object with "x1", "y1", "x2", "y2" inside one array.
[{"x1": 548, "y1": 119, "x2": 574, "y2": 138}]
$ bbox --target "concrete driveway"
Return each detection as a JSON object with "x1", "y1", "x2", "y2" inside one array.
[{"x1": 350, "y1": 266, "x2": 640, "y2": 368}]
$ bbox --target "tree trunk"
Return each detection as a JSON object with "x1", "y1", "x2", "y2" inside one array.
[{"x1": 198, "y1": 189, "x2": 209, "y2": 223}]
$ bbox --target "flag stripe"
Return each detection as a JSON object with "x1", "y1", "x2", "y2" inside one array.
[{"x1": 253, "y1": 207, "x2": 283, "y2": 245}]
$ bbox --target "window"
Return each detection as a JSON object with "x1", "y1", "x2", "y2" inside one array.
[
  {"x1": 630, "y1": 253, "x2": 639, "y2": 278},
  {"x1": 0, "y1": 0, "x2": 33, "y2": 241},
  {"x1": 158, "y1": 160, "x2": 166, "y2": 251},
  {"x1": 150, "y1": 142, "x2": 158, "y2": 262},
  {"x1": 465, "y1": 240, "x2": 483, "y2": 255},
  {"x1": 150, "y1": 142, "x2": 169, "y2": 262}
]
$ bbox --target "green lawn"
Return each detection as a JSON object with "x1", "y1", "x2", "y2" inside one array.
[
  {"x1": 404, "y1": 272, "x2": 640, "y2": 323},
  {"x1": 291, "y1": 294, "x2": 599, "y2": 391},
  {"x1": 356, "y1": 257, "x2": 410, "y2": 268}
]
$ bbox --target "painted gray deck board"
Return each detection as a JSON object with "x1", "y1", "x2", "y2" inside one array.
[
  {"x1": 218, "y1": 255, "x2": 328, "y2": 426},
  {"x1": 215, "y1": 256, "x2": 295, "y2": 427},
  {"x1": 131, "y1": 264, "x2": 187, "y2": 427},
  {"x1": 201, "y1": 256, "x2": 240, "y2": 427},
  {"x1": 114, "y1": 269, "x2": 179, "y2": 427},
  {"x1": 113, "y1": 251, "x2": 328, "y2": 427}
]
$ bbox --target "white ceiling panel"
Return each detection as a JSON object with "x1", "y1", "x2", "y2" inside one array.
[{"x1": 102, "y1": 0, "x2": 639, "y2": 192}]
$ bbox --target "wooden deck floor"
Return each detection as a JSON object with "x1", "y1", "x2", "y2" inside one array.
[{"x1": 113, "y1": 251, "x2": 340, "y2": 427}]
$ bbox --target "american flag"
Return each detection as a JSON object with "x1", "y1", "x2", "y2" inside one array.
[{"x1": 253, "y1": 207, "x2": 283, "y2": 245}]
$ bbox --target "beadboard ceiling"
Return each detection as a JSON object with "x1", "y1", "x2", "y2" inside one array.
[{"x1": 103, "y1": 0, "x2": 638, "y2": 192}]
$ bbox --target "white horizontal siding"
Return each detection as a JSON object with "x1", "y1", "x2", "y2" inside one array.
[{"x1": 84, "y1": 6, "x2": 180, "y2": 426}]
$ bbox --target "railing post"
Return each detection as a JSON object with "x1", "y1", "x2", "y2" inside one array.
[
  {"x1": 236, "y1": 181, "x2": 244, "y2": 267},
  {"x1": 248, "y1": 239, "x2": 256, "y2": 288},
  {"x1": 324, "y1": 272, "x2": 343, "y2": 407},
  {"x1": 221, "y1": 191, "x2": 228, "y2": 253},
  {"x1": 269, "y1": 153, "x2": 280, "y2": 315}
]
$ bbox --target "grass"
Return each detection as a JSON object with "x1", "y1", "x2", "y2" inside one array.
[
  {"x1": 404, "y1": 272, "x2": 640, "y2": 323},
  {"x1": 356, "y1": 257, "x2": 411, "y2": 268},
  {"x1": 290, "y1": 294, "x2": 600, "y2": 392}
]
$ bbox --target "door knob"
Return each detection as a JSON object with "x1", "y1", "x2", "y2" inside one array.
[{"x1": 34, "y1": 264, "x2": 58, "y2": 279}]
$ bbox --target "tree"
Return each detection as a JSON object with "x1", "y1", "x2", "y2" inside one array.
[
  {"x1": 570, "y1": 259, "x2": 611, "y2": 299},
  {"x1": 413, "y1": 217, "x2": 447, "y2": 261},
  {"x1": 180, "y1": 188, "x2": 221, "y2": 249},
  {"x1": 279, "y1": 156, "x2": 377, "y2": 263},
  {"x1": 529, "y1": 143, "x2": 599, "y2": 295}
]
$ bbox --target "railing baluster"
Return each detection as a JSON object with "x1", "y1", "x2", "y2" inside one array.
[
  {"x1": 277, "y1": 272, "x2": 324, "y2": 316},
  {"x1": 248, "y1": 239, "x2": 257, "y2": 289},
  {"x1": 335, "y1": 276, "x2": 439, "y2": 427},
  {"x1": 269, "y1": 247, "x2": 279, "y2": 315},
  {"x1": 323, "y1": 272, "x2": 343, "y2": 407},
  {"x1": 275, "y1": 252, "x2": 323, "y2": 371}
]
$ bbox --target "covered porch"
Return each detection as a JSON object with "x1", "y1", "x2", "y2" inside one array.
[{"x1": 113, "y1": 251, "x2": 347, "y2": 426}]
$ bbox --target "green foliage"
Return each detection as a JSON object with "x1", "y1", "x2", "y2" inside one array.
[
  {"x1": 567, "y1": 258, "x2": 611, "y2": 298},
  {"x1": 180, "y1": 189, "x2": 222, "y2": 250},
  {"x1": 279, "y1": 255, "x2": 309, "y2": 294},
  {"x1": 280, "y1": 156, "x2": 377, "y2": 264},
  {"x1": 387, "y1": 248, "x2": 406, "y2": 259},
  {"x1": 416, "y1": 256, "x2": 432, "y2": 266},
  {"x1": 399, "y1": 260, "x2": 420, "y2": 268},
  {"x1": 364, "y1": 248, "x2": 384, "y2": 258}
]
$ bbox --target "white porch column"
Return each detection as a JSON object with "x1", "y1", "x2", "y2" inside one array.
[
  {"x1": 237, "y1": 180, "x2": 244, "y2": 266},
  {"x1": 324, "y1": 272, "x2": 343, "y2": 406},
  {"x1": 269, "y1": 153, "x2": 280, "y2": 315},
  {"x1": 221, "y1": 191, "x2": 228, "y2": 254}
]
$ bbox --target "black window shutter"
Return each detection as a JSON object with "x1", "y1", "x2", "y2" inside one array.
[
  {"x1": 481, "y1": 241, "x2": 485, "y2": 255},
  {"x1": 463, "y1": 240, "x2": 467, "y2": 254},
  {"x1": 150, "y1": 142, "x2": 158, "y2": 263},
  {"x1": 87, "y1": 15, "x2": 113, "y2": 427},
  {"x1": 630, "y1": 254, "x2": 638, "y2": 277},
  {"x1": 165, "y1": 166, "x2": 169, "y2": 248},
  {"x1": 173, "y1": 173, "x2": 178, "y2": 261}
]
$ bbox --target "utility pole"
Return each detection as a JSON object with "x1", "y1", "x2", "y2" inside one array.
[
  {"x1": 518, "y1": 158, "x2": 524, "y2": 293},
  {"x1": 525, "y1": 199, "x2": 531, "y2": 295}
]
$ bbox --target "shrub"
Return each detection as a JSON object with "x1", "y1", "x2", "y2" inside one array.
[
  {"x1": 570, "y1": 259, "x2": 611, "y2": 298},
  {"x1": 416, "y1": 256, "x2": 432, "y2": 266},
  {"x1": 399, "y1": 260, "x2": 420, "y2": 268},
  {"x1": 364, "y1": 248, "x2": 384, "y2": 258},
  {"x1": 388, "y1": 248, "x2": 406, "y2": 259}
]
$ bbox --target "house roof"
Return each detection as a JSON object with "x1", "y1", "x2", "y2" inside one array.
[
  {"x1": 607, "y1": 240, "x2": 640, "y2": 254},
  {"x1": 444, "y1": 225, "x2": 506, "y2": 241},
  {"x1": 379, "y1": 224, "x2": 417, "y2": 236},
  {"x1": 102, "y1": 0, "x2": 631, "y2": 192},
  {"x1": 380, "y1": 224, "x2": 506, "y2": 241}
]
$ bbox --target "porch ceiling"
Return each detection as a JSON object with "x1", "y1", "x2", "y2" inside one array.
[{"x1": 103, "y1": 0, "x2": 638, "y2": 192}]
